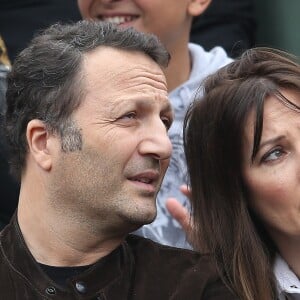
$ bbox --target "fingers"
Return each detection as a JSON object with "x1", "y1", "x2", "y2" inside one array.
[
  {"x1": 166, "y1": 197, "x2": 191, "y2": 233},
  {"x1": 179, "y1": 184, "x2": 191, "y2": 199}
]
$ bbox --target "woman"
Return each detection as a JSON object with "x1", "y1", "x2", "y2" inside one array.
[{"x1": 184, "y1": 47, "x2": 300, "y2": 299}]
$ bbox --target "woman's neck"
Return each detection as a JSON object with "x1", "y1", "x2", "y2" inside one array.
[{"x1": 272, "y1": 233, "x2": 300, "y2": 278}]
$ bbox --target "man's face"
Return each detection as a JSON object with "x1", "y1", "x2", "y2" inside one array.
[
  {"x1": 49, "y1": 47, "x2": 173, "y2": 232},
  {"x1": 78, "y1": 0, "x2": 193, "y2": 48}
]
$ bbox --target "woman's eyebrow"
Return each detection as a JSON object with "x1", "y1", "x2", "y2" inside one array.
[{"x1": 258, "y1": 135, "x2": 285, "y2": 150}]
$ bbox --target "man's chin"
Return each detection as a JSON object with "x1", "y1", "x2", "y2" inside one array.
[{"x1": 126, "y1": 211, "x2": 157, "y2": 230}]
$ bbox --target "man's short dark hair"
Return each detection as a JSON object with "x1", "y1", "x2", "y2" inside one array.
[{"x1": 5, "y1": 20, "x2": 170, "y2": 180}]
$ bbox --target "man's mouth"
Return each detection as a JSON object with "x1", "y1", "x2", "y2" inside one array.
[
  {"x1": 99, "y1": 15, "x2": 138, "y2": 26},
  {"x1": 127, "y1": 171, "x2": 160, "y2": 193},
  {"x1": 133, "y1": 177, "x2": 153, "y2": 184}
]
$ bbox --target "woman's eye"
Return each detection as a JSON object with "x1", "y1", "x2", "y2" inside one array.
[{"x1": 262, "y1": 148, "x2": 285, "y2": 163}]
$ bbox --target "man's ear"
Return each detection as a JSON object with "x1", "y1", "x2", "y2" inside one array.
[
  {"x1": 188, "y1": 0, "x2": 211, "y2": 17},
  {"x1": 26, "y1": 119, "x2": 54, "y2": 171}
]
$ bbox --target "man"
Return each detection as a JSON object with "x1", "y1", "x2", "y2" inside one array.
[
  {"x1": 78, "y1": 0, "x2": 233, "y2": 248},
  {"x1": 1, "y1": 21, "x2": 236, "y2": 299}
]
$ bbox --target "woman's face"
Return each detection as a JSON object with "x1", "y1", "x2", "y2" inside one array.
[{"x1": 242, "y1": 89, "x2": 300, "y2": 245}]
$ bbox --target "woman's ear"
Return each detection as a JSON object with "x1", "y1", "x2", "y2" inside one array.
[
  {"x1": 26, "y1": 119, "x2": 53, "y2": 171},
  {"x1": 188, "y1": 0, "x2": 211, "y2": 17}
]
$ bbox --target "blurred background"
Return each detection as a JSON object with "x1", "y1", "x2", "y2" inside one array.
[
  {"x1": 255, "y1": 0, "x2": 300, "y2": 57},
  {"x1": 0, "y1": 0, "x2": 299, "y2": 62}
]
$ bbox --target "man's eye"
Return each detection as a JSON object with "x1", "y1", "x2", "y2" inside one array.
[
  {"x1": 261, "y1": 148, "x2": 285, "y2": 163},
  {"x1": 161, "y1": 117, "x2": 172, "y2": 130},
  {"x1": 120, "y1": 112, "x2": 136, "y2": 119}
]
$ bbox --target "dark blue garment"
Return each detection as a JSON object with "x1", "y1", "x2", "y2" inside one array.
[
  {"x1": 190, "y1": 0, "x2": 256, "y2": 58},
  {"x1": 0, "y1": 0, "x2": 81, "y2": 62}
]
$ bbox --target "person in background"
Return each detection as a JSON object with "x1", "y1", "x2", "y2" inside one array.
[
  {"x1": 190, "y1": 0, "x2": 256, "y2": 57},
  {"x1": 184, "y1": 47, "x2": 300, "y2": 299},
  {"x1": 0, "y1": 0, "x2": 81, "y2": 228},
  {"x1": 0, "y1": 20, "x2": 237, "y2": 299},
  {"x1": 78, "y1": 0, "x2": 233, "y2": 249},
  {"x1": 0, "y1": 0, "x2": 81, "y2": 62},
  {"x1": 0, "y1": 36, "x2": 19, "y2": 229}
]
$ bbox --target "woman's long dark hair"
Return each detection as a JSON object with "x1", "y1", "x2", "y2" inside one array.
[{"x1": 184, "y1": 48, "x2": 300, "y2": 300}]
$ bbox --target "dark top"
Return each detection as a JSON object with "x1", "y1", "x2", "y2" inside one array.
[
  {"x1": 190, "y1": 0, "x2": 256, "y2": 57},
  {"x1": 0, "y1": 56, "x2": 19, "y2": 228},
  {"x1": 39, "y1": 263, "x2": 91, "y2": 288},
  {"x1": 0, "y1": 0, "x2": 81, "y2": 62},
  {"x1": 0, "y1": 215, "x2": 238, "y2": 299}
]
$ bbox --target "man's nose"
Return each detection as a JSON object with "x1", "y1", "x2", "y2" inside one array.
[{"x1": 138, "y1": 120, "x2": 172, "y2": 161}]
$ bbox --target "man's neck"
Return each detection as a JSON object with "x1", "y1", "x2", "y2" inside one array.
[{"x1": 17, "y1": 192, "x2": 124, "y2": 267}]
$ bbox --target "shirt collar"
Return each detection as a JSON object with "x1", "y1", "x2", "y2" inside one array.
[{"x1": 274, "y1": 254, "x2": 300, "y2": 299}]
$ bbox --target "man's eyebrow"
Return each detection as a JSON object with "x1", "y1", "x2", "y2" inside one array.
[
  {"x1": 134, "y1": 99, "x2": 172, "y2": 113},
  {"x1": 161, "y1": 102, "x2": 173, "y2": 114}
]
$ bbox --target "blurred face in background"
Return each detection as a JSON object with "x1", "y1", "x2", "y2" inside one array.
[{"x1": 77, "y1": 0, "x2": 209, "y2": 48}]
